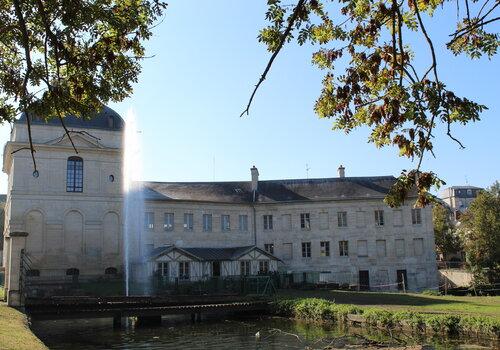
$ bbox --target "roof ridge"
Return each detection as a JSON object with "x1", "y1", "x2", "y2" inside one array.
[{"x1": 140, "y1": 175, "x2": 396, "y2": 185}]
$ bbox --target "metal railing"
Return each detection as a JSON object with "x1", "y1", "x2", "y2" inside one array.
[{"x1": 22, "y1": 272, "x2": 277, "y2": 299}]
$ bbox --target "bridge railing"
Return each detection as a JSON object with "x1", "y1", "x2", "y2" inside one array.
[{"x1": 22, "y1": 273, "x2": 277, "y2": 299}]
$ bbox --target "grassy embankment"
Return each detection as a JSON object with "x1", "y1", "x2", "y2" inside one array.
[
  {"x1": 275, "y1": 290, "x2": 500, "y2": 339},
  {"x1": 0, "y1": 287, "x2": 47, "y2": 350}
]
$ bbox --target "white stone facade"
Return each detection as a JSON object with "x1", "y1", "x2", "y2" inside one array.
[
  {"x1": 141, "y1": 198, "x2": 438, "y2": 291},
  {"x1": 2, "y1": 114, "x2": 123, "y2": 305}
]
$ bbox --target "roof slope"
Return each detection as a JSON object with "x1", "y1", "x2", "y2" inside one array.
[
  {"x1": 141, "y1": 176, "x2": 399, "y2": 203},
  {"x1": 149, "y1": 245, "x2": 280, "y2": 261},
  {"x1": 16, "y1": 106, "x2": 124, "y2": 131}
]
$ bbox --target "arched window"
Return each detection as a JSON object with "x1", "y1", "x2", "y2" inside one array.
[
  {"x1": 66, "y1": 268, "x2": 79, "y2": 276},
  {"x1": 105, "y1": 267, "x2": 117, "y2": 275},
  {"x1": 66, "y1": 157, "x2": 83, "y2": 192}
]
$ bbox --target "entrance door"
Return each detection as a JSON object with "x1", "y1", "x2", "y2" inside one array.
[
  {"x1": 397, "y1": 269, "x2": 408, "y2": 291},
  {"x1": 212, "y1": 261, "x2": 221, "y2": 277},
  {"x1": 359, "y1": 270, "x2": 370, "y2": 290}
]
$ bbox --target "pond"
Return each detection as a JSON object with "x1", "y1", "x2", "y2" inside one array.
[{"x1": 31, "y1": 314, "x2": 497, "y2": 350}]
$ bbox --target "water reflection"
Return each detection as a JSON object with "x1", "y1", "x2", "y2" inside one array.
[{"x1": 31, "y1": 315, "x2": 497, "y2": 350}]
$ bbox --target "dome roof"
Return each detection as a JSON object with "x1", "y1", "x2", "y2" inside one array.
[{"x1": 17, "y1": 106, "x2": 124, "y2": 131}]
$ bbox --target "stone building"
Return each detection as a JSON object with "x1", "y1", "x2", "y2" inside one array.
[
  {"x1": 2, "y1": 108, "x2": 438, "y2": 305},
  {"x1": 2, "y1": 108, "x2": 124, "y2": 305},
  {"x1": 439, "y1": 186, "x2": 483, "y2": 221},
  {"x1": 141, "y1": 166, "x2": 438, "y2": 291}
]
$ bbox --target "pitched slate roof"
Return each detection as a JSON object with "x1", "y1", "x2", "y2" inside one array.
[
  {"x1": 17, "y1": 106, "x2": 124, "y2": 131},
  {"x1": 141, "y1": 176, "x2": 400, "y2": 203},
  {"x1": 149, "y1": 245, "x2": 280, "y2": 261}
]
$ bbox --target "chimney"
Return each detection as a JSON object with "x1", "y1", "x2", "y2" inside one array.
[
  {"x1": 251, "y1": 165, "x2": 259, "y2": 192},
  {"x1": 338, "y1": 165, "x2": 345, "y2": 178}
]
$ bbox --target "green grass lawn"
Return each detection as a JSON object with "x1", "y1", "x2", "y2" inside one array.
[
  {"x1": 277, "y1": 289, "x2": 500, "y2": 319},
  {"x1": 0, "y1": 287, "x2": 47, "y2": 350}
]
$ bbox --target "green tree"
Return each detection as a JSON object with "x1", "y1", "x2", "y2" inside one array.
[
  {"x1": 488, "y1": 180, "x2": 500, "y2": 197},
  {"x1": 243, "y1": 0, "x2": 498, "y2": 206},
  {"x1": 0, "y1": 0, "x2": 167, "y2": 171},
  {"x1": 459, "y1": 191, "x2": 500, "y2": 282},
  {"x1": 433, "y1": 203, "x2": 461, "y2": 259}
]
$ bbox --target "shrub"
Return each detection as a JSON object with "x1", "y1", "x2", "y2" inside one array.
[
  {"x1": 272, "y1": 297, "x2": 499, "y2": 339},
  {"x1": 363, "y1": 308, "x2": 395, "y2": 328}
]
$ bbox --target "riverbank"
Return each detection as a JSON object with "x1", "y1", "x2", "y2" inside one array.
[
  {"x1": 0, "y1": 288, "x2": 47, "y2": 350},
  {"x1": 278, "y1": 289, "x2": 500, "y2": 318},
  {"x1": 273, "y1": 297, "x2": 500, "y2": 340}
]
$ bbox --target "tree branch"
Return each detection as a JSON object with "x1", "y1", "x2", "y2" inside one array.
[
  {"x1": 447, "y1": 16, "x2": 500, "y2": 47},
  {"x1": 414, "y1": 4, "x2": 440, "y2": 171},
  {"x1": 58, "y1": 115, "x2": 79, "y2": 154},
  {"x1": 13, "y1": 0, "x2": 37, "y2": 172},
  {"x1": 239, "y1": 0, "x2": 306, "y2": 118}
]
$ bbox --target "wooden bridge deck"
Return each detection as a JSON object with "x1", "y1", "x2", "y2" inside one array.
[{"x1": 25, "y1": 295, "x2": 271, "y2": 320}]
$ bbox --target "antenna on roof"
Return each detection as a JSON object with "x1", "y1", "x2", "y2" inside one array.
[
  {"x1": 306, "y1": 163, "x2": 310, "y2": 179},
  {"x1": 465, "y1": 175, "x2": 469, "y2": 185}
]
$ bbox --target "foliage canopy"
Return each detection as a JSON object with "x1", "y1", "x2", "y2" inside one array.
[
  {"x1": 433, "y1": 203, "x2": 461, "y2": 258},
  {"x1": 459, "y1": 190, "x2": 500, "y2": 282},
  {"x1": 0, "y1": 0, "x2": 167, "y2": 170},
  {"x1": 243, "y1": 0, "x2": 499, "y2": 206}
]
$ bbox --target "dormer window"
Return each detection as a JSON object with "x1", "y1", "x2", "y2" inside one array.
[{"x1": 66, "y1": 156, "x2": 83, "y2": 192}]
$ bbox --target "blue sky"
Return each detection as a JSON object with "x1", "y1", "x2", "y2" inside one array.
[{"x1": 0, "y1": 1, "x2": 498, "y2": 193}]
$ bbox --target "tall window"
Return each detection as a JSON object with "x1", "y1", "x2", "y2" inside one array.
[
  {"x1": 263, "y1": 215, "x2": 273, "y2": 230},
  {"x1": 66, "y1": 156, "x2": 83, "y2": 192},
  {"x1": 357, "y1": 240, "x2": 368, "y2": 257},
  {"x1": 259, "y1": 260, "x2": 269, "y2": 274},
  {"x1": 339, "y1": 240, "x2": 349, "y2": 256},
  {"x1": 376, "y1": 239, "x2": 387, "y2": 257},
  {"x1": 157, "y1": 262, "x2": 169, "y2": 277},
  {"x1": 300, "y1": 213, "x2": 311, "y2": 230},
  {"x1": 301, "y1": 242, "x2": 311, "y2": 258},
  {"x1": 144, "y1": 212, "x2": 154, "y2": 230},
  {"x1": 337, "y1": 212, "x2": 348, "y2": 227},
  {"x1": 184, "y1": 213, "x2": 194, "y2": 231},
  {"x1": 240, "y1": 261, "x2": 251, "y2": 276},
  {"x1": 411, "y1": 208, "x2": 422, "y2": 225},
  {"x1": 320, "y1": 241, "x2": 330, "y2": 257},
  {"x1": 395, "y1": 239, "x2": 405, "y2": 257},
  {"x1": 221, "y1": 215, "x2": 230, "y2": 231},
  {"x1": 264, "y1": 243, "x2": 274, "y2": 255},
  {"x1": 282, "y1": 214, "x2": 292, "y2": 230},
  {"x1": 164, "y1": 213, "x2": 174, "y2": 231},
  {"x1": 282, "y1": 243, "x2": 293, "y2": 260},
  {"x1": 239, "y1": 215, "x2": 248, "y2": 231},
  {"x1": 179, "y1": 261, "x2": 190, "y2": 280},
  {"x1": 374, "y1": 210, "x2": 385, "y2": 226},
  {"x1": 414, "y1": 238, "x2": 424, "y2": 256},
  {"x1": 203, "y1": 214, "x2": 212, "y2": 232}
]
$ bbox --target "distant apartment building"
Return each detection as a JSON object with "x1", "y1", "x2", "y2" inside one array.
[{"x1": 439, "y1": 186, "x2": 483, "y2": 221}]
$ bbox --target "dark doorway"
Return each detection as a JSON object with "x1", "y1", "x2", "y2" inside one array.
[
  {"x1": 358, "y1": 270, "x2": 370, "y2": 290},
  {"x1": 397, "y1": 269, "x2": 408, "y2": 291},
  {"x1": 212, "y1": 261, "x2": 221, "y2": 277}
]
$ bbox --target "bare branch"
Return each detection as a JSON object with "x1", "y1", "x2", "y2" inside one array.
[
  {"x1": 396, "y1": 4, "x2": 404, "y2": 86},
  {"x1": 446, "y1": 117, "x2": 466, "y2": 149},
  {"x1": 58, "y1": 116, "x2": 79, "y2": 154},
  {"x1": 414, "y1": 4, "x2": 440, "y2": 171},
  {"x1": 239, "y1": 0, "x2": 307, "y2": 118},
  {"x1": 13, "y1": 0, "x2": 37, "y2": 172},
  {"x1": 11, "y1": 147, "x2": 32, "y2": 155}
]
